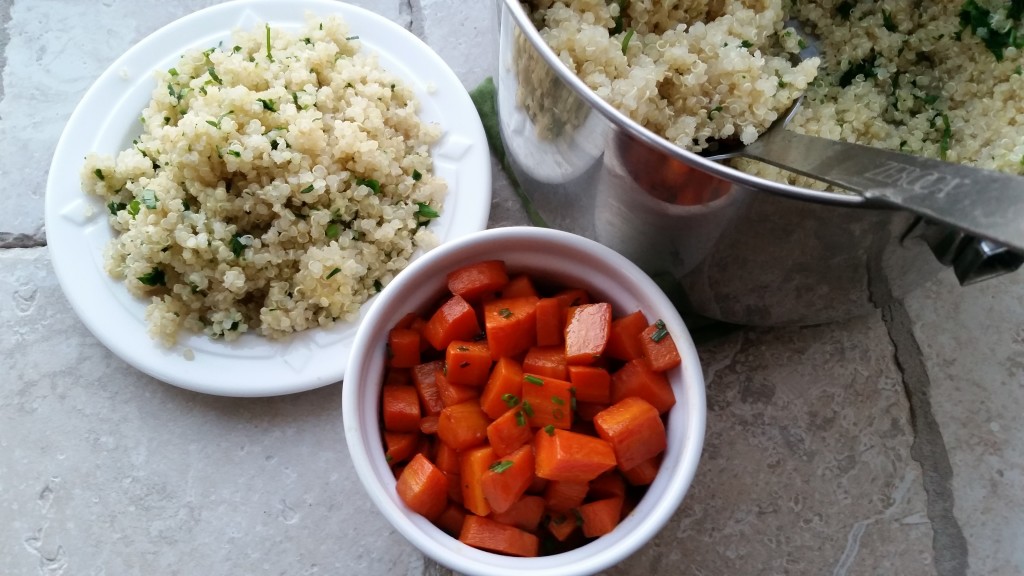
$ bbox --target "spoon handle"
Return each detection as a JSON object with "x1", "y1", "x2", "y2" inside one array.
[{"x1": 742, "y1": 129, "x2": 1024, "y2": 252}]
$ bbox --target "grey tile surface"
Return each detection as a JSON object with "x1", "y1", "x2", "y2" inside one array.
[{"x1": 2, "y1": 0, "x2": 1021, "y2": 575}]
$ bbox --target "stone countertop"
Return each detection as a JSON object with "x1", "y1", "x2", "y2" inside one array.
[{"x1": 1, "y1": 1, "x2": 1021, "y2": 575}]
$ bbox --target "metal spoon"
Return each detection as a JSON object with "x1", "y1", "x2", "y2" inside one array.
[{"x1": 702, "y1": 97, "x2": 1024, "y2": 255}]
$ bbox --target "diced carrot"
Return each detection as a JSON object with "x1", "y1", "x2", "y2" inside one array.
[
  {"x1": 459, "y1": 515, "x2": 539, "y2": 557},
  {"x1": 396, "y1": 453, "x2": 448, "y2": 521},
  {"x1": 640, "y1": 321, "x2": 682, "y2": 372},
  {"x1": 605, "y1": 310, "x2": 648, "y2": 361},
  {"x1": 543, "y1": 480, "x2": 588, "y2": 513},
  {"x1": 410, "y1": 316, "x2": 431, "y2": 352},
  {"x1": 382, "y1": 384, "x2": 421, "y2": 433},
  {"x1": 414, "y1": 434, "x2": 435, "y2": 462},
  {"x1": 419, "y1": 415, "x2": 439, "y2": 435},
  {"x1": 610, "y1": 359, "x2": 677, "y2": 413},
  {"x1": 499, "y1": 274, "x2": 538, "y2": 299},
  {"x1": 436, "y1": 368, "x2": 480, "y2": 407},
  {"x1": 564, "y1": 302, "x2": 612, "y2": 365},
  {"x1": 545, "y1": 512, "x2": 580, "y2": 542},
  {"x1": 384, "y1": 431, "x2": 419, "y2": 465},
  {"x1": 437, "y1": 400, "x2": 490, "y2": 451},
  {"x1": 460, "y1": 446, "x2": 496, "y2": 516},
  {"x1": 486, "y1": 406, "x2": 533, "y2": 457},
  {"x1": 435, "y1": 440, "x2": 460, "y2": 474},
  {"x1": 574, "y1": 401, "x2": 609, "y2": 422},
  {"x1": 534, "y1": 428, "x2": 616, "y2": 483},
  {"x1": 479, "y1": 357, "x2": 523, "y2": 419},
  {"x1": 522, "y1": 374, "x2": 573, "y2": 430},
  {"x1": 445, "y1": 340, "x2": 493, "y2": 386},
  {"x1": 578, "y1": 497, "x2": 623, "y2": 538},
  {"x1": 434, "y1": 503, "x2": 467, "y2": 536},
  {"x1": 593, "y1": 396, "x2": 667, "y2": 471},
  {"x1": 534, "y1": 297, "x2": 564, "y2": 347},
  {"x1": 522, "y1": 346, "x2": 568, "y2": 380},
  {"x1": 481, "y1": 444, "x2": 536, "y2": 513},
  {"x1": 445, "y1": 471, "x2": 464, "y2": 503},
  {"x1": 491, "y1": 494, "x2": 546, "y2": 532},
  {"x1": 527, "y1": 475, "x2": 548, "y2": 495},
  {"x1": 621, "y1": 455, "x2": 661, "y2": 486},
  {"x1": 384, "y1": 368, "x2": 411, "y2": 387},
  {"x1": 423, "y1": 295, "x2": 480, "y2": 351},
  {"x1": 411, "y1": 360, "x2": 445, "y2": 416},
  {"x1": 553, "y1": 288, "x2": 590, "y2": 308},
  {"x1": 568, "y1": 365, "x2": 611, "y2": 404},
  {"x1": 393, "y1": 312, "x2": 419, "y2": 330},
  {"x1": 588, "y1": 471, "x2": 627, "y2": 500},
  {"x1": 447, "y1": 260, "x2": 509, "y2": 302},
  {"x1": 388, "y1": 328, "x2": 421, "y2": 368},
  {"x1": 484, "y1": 296, "x2": 539, "y2": 360}
]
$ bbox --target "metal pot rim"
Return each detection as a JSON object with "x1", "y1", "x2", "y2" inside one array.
[{"x1": 500, "y1": 0, "x2": 868, "y2": 209}]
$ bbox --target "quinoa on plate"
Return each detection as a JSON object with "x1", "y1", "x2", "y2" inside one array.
[{"x1": 81, "y1": 15, "x2": 447, "y2": 345}]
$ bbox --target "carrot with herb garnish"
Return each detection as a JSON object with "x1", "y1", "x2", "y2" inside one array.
[
  {"x1": 484, "y1": 296, "x2": 539, "y2": 360},
  {"x1": 486, "y1": 406, "x2": 533, "y2": 457},
  {"x1": 523, "y1": 345, "x2": 568, "y2": 380},
  {"x1": 521, "y1": 373, "x2": 573, "y2": 430},
  {"x1": 481, "y1": 444, "x2": 535, "y2": 514},
  {"x1": 640, "y1": 319, "x2": 682, "y2": 372},
  {"x1": 445, "y1": 340, "x2": 492, "y2": 386},
  {"x1": 479, "y1": 357, "x2": 523, "y2": 419}
]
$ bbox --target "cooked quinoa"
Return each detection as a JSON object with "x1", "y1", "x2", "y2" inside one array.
[
  {"x1": 81, "y1": 15, "x2": 447, "y2": 345},
  {"x1": 525, "y1": 0, "x2": 1024, "y2": 185}
]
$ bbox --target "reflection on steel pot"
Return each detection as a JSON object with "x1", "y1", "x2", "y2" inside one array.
[{"x1": 495, "y1": 0, "x2": 1019, "y2": 327}]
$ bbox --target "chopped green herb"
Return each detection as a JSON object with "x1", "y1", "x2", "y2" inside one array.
[
  {"x1": 230, "y1": 233, "x2": 247, "y2": 258},
  {"x1": 233, "y1": 45, "x2": 243, "y2": 53},
  {"x1": 621, "y1": 28, "x2": 635, "y2": 56},
  {"x1": 416, "y1": 202, "x2": 440, "y2": 220},
  {"x1": 346, "y1": 35, "x2": 360, "y2": 41},
  {"x1": 551, "y1": 396, "x2": 565, "y2": 406},
  {"x1": 839, "y1": 57, "x2": 877, "y2": 87},
  {"x1": 651, "y1": 319, "x2": 669, "y2": 342},
  {"x1": 412, "y1": 169, "x2": 422, "y2": 181},
  {"x1": 610, "y1": 0, "x2": 628, "y2": 34},
  {"x1": 265, "y1": 24, "x2": 274, "y2": 61},
  {"x1": 355, "y1": 177, "x2": 381, "y2": 194},
  {"x1": 882, "y1": 10, "x2": 897, "y2": 32},
  {"x1": 740, "y1": 40, "x2": 753, "y2": 49},
  {"x1": 521, "y1": 400, "x2": 534, "y2": 418},
  {"x1": 127, "y1": 199, "x2": 141, "y2": 217},
  {"x1": 141, "y1": 189, "x2": 158, "y2": 209},
  {"x1": 168, "y1": 67, "x2": 178, "y2": 77},
  {"x1": 299, "y1": 184, "x2": 315, "y2": 194},
  {"x1": 489, "y1": 460, "x2": 513, "y2": 473},
  {"x1": 106, "y1": 201, "x2": 126, "y2": 215},
  {"x1": 137, "y1": 268, "x2": 166, "y2": 287},
  {"x1": 959, "y1": 0, "x2": 1024, "y2": 61},
  {"x1": 257, "y1": 98, "x2": 277, "y2": 112},
  {"x1": 374, "y1": 279, "x2": 384, "y2": 292},
  {"x1": 325, "y1": 222, "x2": 341, "y2": 239},
  {"x1": 94, "y1": 168, "x2": 105, "y2": 181},
  {"x1": 498, "y1": 307, "x2": 513, "y2": 319},
  {"x1": 182, "y1": 199, "x2": 190, "y2": 212},
  {"x1": 302, "y1": 37, "x2": 312, "y2": 45},
  {"x1": 226, "y1": 149, "x2": 242, "y2": 158},
  {"x1": 325, "y1": 267, "x2": 342, "y2": 280},
  {"x1": 163, "y1": 116, "x2": 171, "y2": 125},
  {"x1": 543, "y1": 424, "x2": 555, "y2": 436},
  {"x1": 515, "y1": 410, "x2": 527, "y2": 427},
  {"x1": 502, "y1": 393, "x2": 520, "y2": 407},
  {"x1": 207, "y1": 66, "x2": 222, "y2": 85},
  {"x1": 798, "y1": 37, "x2": 808, "y2": 50},
  {"x1": 525, "y1": 375, "x2": 544, "y2": 386},
  {"x1": 291, "y1": 91, "x2": 301, "y2": 108},
  {"x1": 385, "y1": 453, "x2": 393, "y2": 463}
]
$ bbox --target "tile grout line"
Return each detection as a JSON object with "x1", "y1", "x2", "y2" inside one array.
[{"x1": 880, "y1": 299, "x2": 968, "y2": 576}]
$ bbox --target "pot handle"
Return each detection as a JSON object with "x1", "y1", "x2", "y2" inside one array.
[{"x1": 904, "y1": 218, "x2": 1024, "y2": 285}]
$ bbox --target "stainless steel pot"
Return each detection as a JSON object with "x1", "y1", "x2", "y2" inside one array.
[{"x1": 494, "y1": 0, "x2": 1020, "y2": 326}]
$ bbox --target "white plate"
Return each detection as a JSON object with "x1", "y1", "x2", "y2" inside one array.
[{"x1": 44, "y1": 0, "x2": 491, "y2": 397}]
